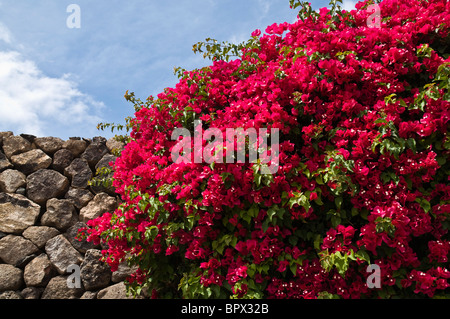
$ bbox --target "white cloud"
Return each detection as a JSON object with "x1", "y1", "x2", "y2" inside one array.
[
  {"x1": 342, "y1": 0, "x2": 357, "y2": 11},
  {"x1": 0, "y1": 22, "x2": 12, "y2": 44},
  {"x1": 0, "y1": 50, "x2": 104, "y2": 138}
]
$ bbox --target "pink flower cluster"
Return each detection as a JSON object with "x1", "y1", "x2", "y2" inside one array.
[{"x1": 82, "y1": 0, "x2": 450, "y2": 298}]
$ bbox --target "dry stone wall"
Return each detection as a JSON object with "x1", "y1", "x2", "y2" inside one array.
[{"x1": 0, "y1": 132, "x2": 137, "y2": 299}]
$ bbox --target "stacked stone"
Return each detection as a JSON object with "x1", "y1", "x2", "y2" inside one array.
[{"x1": 0, "y1": 132, "x2": 137, "y2": 299}]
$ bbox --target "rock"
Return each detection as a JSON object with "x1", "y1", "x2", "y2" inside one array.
[
  {"x1": 64, "y1": 187, "x2": 94, "y2": 209},
  {"x1": 0, "y1": 169, "x2": 26, "y2": 193},
  {"x1": 21, "y1": 287, "x2": 43, "y2": 299},
  {"x1": 79, "y1": 192, "x2": 118, "y2": 223},
  {"x1": 0, "y1": 291, "x2": 23, "y2": 299},
  {"x1": 0, "y1": 264, "x2": 23, "y2": 292},
  {"x1": 90, "y1": 154, "x2": 116, "y2": 195},
  {"x1": 41, "y1": 276, "x2": 84, "y2": 299},
  {"x1": 95, "y1": 154, "x2": 116, "y2": 171},
  {"x1": 106, "y1": 137, "x2": 125, "y2": 153},
  {"x1": 26, "y1": 169, "x2": 69, "y2": 205},
  {"x1": 52, "y1": 149, "x2": 74, "y2": 173},
  {"x1": 24, "y1": 253, "x2": 55, "y2": 287},
  {"x1": 81, "y1": 141, "x2": 109, "y2": 169},
  {"x1": 92, "y1": 136, "x2": 107, "y2": 144},
  {"x1": 0, "y1": 193, "x2": 40, "y2": 234},
  {"x1": 22, "y1": 226, "x2": 60, "y2": 249},
  {"x1": 0, "y1": 131, "x2": 13, "y2": 148},
  {"x1": 19, "y1": 134, "x2": 36, "y2": 144},
  {"x1": 65, "y1": 222, "x2": 95, "y2": 254},
  {"x1": 45, "y1": 234, "x2": 83, "y2": 275},
  {"x1": 80, "y1": 291, "x2": 97, "y2": 299},
  {"x1": 0, "y1": 235, "x2": 39, "y2": 266},
  {"x1": 2, "y1": 135, "x2": 32, "y2": 159},
  {"x1": 16, "y1": 253, "x2": 39, "y2": 268},
  {"x1": 33, "y1": 137, "x2": 64, "y2": 155},
  {"x1": 41, "y1": 198, "x2": 77, "y2": 231},
  {"x1": 11, "y1": 149, "x2": 52, "y2": 175},
  {"x1": 15, "y1": 187, "x2": 26, "y2": 195},
  {"x1": 64, "y1": 158, "x2": 92, "y2": 188},
  {"x1": 80, "y1": 249, "x2": 111, "y2": 291},
  {"x1": 112, "y1": 261, "x2": 138, "y2": 283},
  {"x1": 0, "y1": 151, "x2": 13, "y2": 172},
  {"x1": 97, "y1": 282, "x2": 135, "y2": 299},
  {"x1": 62, "y1": 138, "x2": 87, "y2": 157}
]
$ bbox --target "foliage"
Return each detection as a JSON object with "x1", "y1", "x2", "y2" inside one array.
[{"x1": 81, "y1": 0, "x2": 450, "y2": 299}]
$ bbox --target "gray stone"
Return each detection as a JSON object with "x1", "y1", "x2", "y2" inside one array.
[
  {"x1": 62, "y1": 139, "x2": 87, "y2": 157},
  {"x1": 41, "y1": 276, "x2": 84, "y2": 299},
  {"x1": 64, "y1": 187, "x2": 94, "y2": 209},
  {"x1": 79, "y1": 192, "x2": 118, "y2": 223},
  {"x1": 64, "y1": 158, "x2": 92, "y2": 188},
  {"x1": 0, "y1": 131, "x2": 13, "y2": 148},
  {"x1": 81, "y1": 141, "x2": 109, "y2": 169},
  {"x1": 0, "y1": 264, "x2": 23, "y2": 292},
  {"x1": 0, "y1": 169, "x2": 26, "y2": 193},
  {"x1": 0, "y1": 193, "x2": 40, "y2": 234},
  {"x1": 0, "y1": 235, "x2": 39, "y2": 266},
  {"x1": 0, "y1": 291, "x2": 23, "y2": 299},
  {"x1": 22, "y1": 226, "x2": 60, "y2": 249},
  {"x1": 26, "y1": 169, "x2": 69, "y2": 205},
  {"x1": 45, "y1": 234, "x2": 83, "y2": 275},
  {"x1": 96, "y1": 154, "x2": 116, "y2": 171},
  {"x1": 92, "y1": 136, "x2": 107, "y2": 144},
  {"x1": 2, "y1": 135, "x2": 32, "y2": 159},
  {"x1": 65, "y1": 222, "x2": 95, "y2": 254},
  {"x1": 21, "y1": 287, "x2": 43, "y2": 299},
  {"x1": 80, "y1": 291, "x2": 97, "y2": 299},
  {"x1": 11, "y1": 149, "x2": 52, "y2": 175},
  {"x1": 112, "y1": 261, "x2": 138, "y2": 283},
  {"x1": 97, "y1": 282, "x2": 136, "y2": 299},
  {"x1": 52, "y1": 149, "x2": 74, "y2": 173},
  {"x1": 106, "y1": 137, "x2": 125, "y2": 154},
  {"x1": 41, "y1": 198, "x2": 77, "y2": 231},
  {"x1": 34, "y1": 136, "x2": 64, "y2": 155},
  {"x1": 0, "y1": 151, "x2": 13, "y2": 172},
  {"x1": 24, "y1": 253, "x2": 55, "y2": 287},
  {"x1": 80, "y1": 249, "x2": 111, "y2": 291},
  {"x1": 19, "y1": 134, "x2": 36, "y2": 144},
  {"x1": 90, "y1": 154, "x2": 116, "y2": 195},
  {"x1": 16, "y1": 253, "x2": 39, "y2": 268}
]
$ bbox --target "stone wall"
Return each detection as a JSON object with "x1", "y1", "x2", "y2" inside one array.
[{"x1": 0, "y1": 132, "x2": 136, "y2": 299}]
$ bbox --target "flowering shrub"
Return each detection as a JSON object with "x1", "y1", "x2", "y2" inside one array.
[{"x1": 82, "y1": 0, "x2": 450, "y2": 299}]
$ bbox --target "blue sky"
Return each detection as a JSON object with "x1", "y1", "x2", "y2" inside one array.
[{"x1": 0, "y1": 0, "x2": 356, "y2": 140}]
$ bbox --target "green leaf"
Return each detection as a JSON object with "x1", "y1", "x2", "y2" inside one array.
[
  {"x1": 406, "y1": 138, "x2": 417, "y2": 153},
  {"x1": 355, "y1": 249, "x2": 371, "y2": 263},
  {"x1": 331, "y1": 215, "x2": 341, "y2": 228},
  {"x1": 335, "y1": 197, "x2": 343, "y2": 210},
  {"x1": 289, "y1": 236, "x2": 299, "y2": 246},
  {"x1": 290, "y1": 263, "x2": 298, "y2": 276},
  {"x1": 267, "y1": 207, "x2": 277, "y2": 222},
  {"x1": 317, "y1": 291, "x2": 340, "y2": 299},
  {"x1": 416, "y1": 198, "x2": 431, "y2": 213}
]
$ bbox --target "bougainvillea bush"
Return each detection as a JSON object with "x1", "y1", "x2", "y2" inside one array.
[{"x1": 82, "y1": 0, "x2": 450, "y2": 299}]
